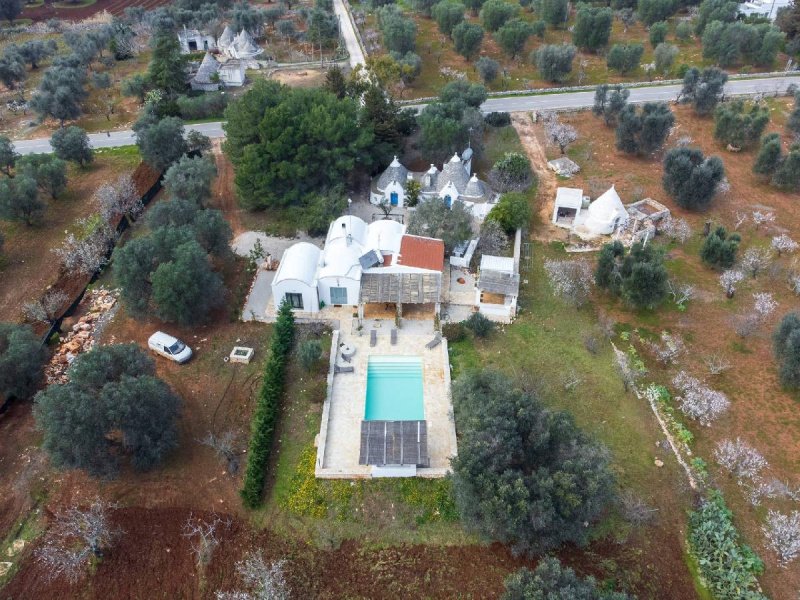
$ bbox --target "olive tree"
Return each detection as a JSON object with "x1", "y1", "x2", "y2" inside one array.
[
  {"x1": 34, "y1": 344, "x2": 181, "y2": 477},
  {"x1": 50, "y1": 126, "x2": 93, "y2": 168},
  {"x1": 163, "y1": 155, "x2": 218, "y2": 205},
  {"x1": 406, "y1": 198, "x2": 473, "y2": 252},
  {"x1": 0, "y1": 323, "x2": 45, "y2": 400},
  {"x1": 773, "y1": 312, "x2": 800, "y2": 389},
  {"x1": 662, "y1": 147, "x2": 725, "y2": 210},
  {"x1": 487, "y1": 152, "x2": 534, "y2": 192},
  {"x1": 503, "y1": 557, "x2": 631, "y2": 599},
  {"x1": 451, "y1": 370, "x2": 615, "y2": 555}
]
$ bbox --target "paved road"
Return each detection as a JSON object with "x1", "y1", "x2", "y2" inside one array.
[
  {"x1": 12, "y1": 75, "x2": 800, "y2": 155},
  {"x1": 474, "y1": 75, "x2": 800, "y2": 114},
  {"x1": 333, "y1": 0, "x2": 365, "y2": 70},
  {"x1": 14, "y1": 121, "x2": 226, "y2": 156}
]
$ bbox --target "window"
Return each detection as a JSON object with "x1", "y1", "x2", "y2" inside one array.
[
  {"x1": 285, "y1": 293, "x2": 304, "y2": 309},
  {"x1": 330, "y1": 287, "x2": 348, "y2": 305}
]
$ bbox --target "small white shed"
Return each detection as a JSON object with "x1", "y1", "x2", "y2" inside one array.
[
  {"x1": 552, "y1": 187, "x2": 584, "y2": 228},
  {"x1": 271, "y1": 242, "x2": 321, "y2": 313}
]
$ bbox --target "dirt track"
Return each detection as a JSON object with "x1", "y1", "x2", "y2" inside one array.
[
  {"x1": 510, "y1": 113, "x2": 564, "y2": 243},
  {"x1": 22, "y1": 0, "x2": 170, "y2": 22}
]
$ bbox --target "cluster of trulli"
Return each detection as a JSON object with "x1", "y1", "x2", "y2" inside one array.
[
  {"x1": 370, "y1": 152, "x2": 499, "y2": 220},
  {"x1": 189, "y1": 26, "x2": 263, "y2": 91},
  {"x1": 217, "y1": 25, "x2": 263, "y2": 61}
]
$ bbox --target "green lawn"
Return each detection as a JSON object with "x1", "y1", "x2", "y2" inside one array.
[{"x1": 260, "y1": 329, "x2": 471, "y2": 548}]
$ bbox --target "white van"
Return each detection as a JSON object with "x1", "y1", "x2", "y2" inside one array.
[{"x1": 147, "y1": 331, "x2": 193, "y2": 364}]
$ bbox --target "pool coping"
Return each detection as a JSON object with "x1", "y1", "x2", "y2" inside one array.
[{"x1": 315, "y1": 330, "x2": 457, "y2": 479}]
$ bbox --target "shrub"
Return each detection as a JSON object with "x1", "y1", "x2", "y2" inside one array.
[
  {"x1": 484, "y1": 111, "x2": 510, "y2": 127},
  {"x1": 464, "y1": 312, "x2": 494, "y2": 337},
  {"x1": 486, "y1": 191, "x2": 532, "y2": 232},
  {"x1": 662, "y1": 146, "x2": 725, "y2": 210},
  {"x1": 241, "y1": 301, "x2": 295, "y2": 507},
  {"x1": 176, "y1": 92, "x2": 229, "y2": 120},
  {"x1": 297, "y1": 339, "x2": 322, "y2": 371},
  {"x1": 488, "y1": 152, "x2": 534, "y2": 192},
  {"x1": 688, "y1": 491, "x2": 766, "y2": 599},
  {"x1": 442, "y1": 321, "x2": 466, "y2": 342}
]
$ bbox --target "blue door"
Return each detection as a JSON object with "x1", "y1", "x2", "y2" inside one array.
[
  {"x1": 444, "y1": 195, "x2": 452, "y2": 208},
  {"x1": 330, "y1": 287, "x2": 348, "y2": 305},
  {"x1": 390, "y1": 192, "x2": 398, "y2": 206}
]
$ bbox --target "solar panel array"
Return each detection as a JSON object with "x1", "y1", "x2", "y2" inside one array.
[{"x1": 359, "y1": 420, "x2": 430, "y2": 467}]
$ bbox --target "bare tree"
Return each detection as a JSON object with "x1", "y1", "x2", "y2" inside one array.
[
  {"x1": 216, "y1": 552, "x2": 290, "y2": 600},
  {"x1": 53, "y1": 219, "x2": 116, "y2": 276},
  {"x1": 790, "y1": 273, "x2": 800, "y2": 296},
  {"x1": 667, "y1": 280, "x2": 694, "y2": 308},
  {"x1": 733, "y1": 211, "x2": 748, "y2": 230},
  {"x1": 36, "y1": 499, "x2": 121, "y2": 583},
  {"x1": 734, "y1": 312, "x2": 761, "y2": 338},
  {"x1": 96, "y1": 174, "x2": 142, "y2": 226},
  {"x1": 763, "y1": 510, "x2": 800, "y2": 567},
  {"x1": 672, "y1": 371, "x2": 730, "y2": 426},
  {"x1": 714, "y1": 438, "x2": 768, "y2": 482},
  {"x1": 660, "y1": 216, "x2": 692, "y2": 244},
  {"x1": 612, "y1": 343, "x2": 645, "y2": 392},
  {"x1": 771, "y1": 234, "x2": 799, "y2": 257},
  {"x1": 618, "y1": 489, "x2": 658, "y2": 526},
  {"x1": 544, "y1": 259, "x2": 593, "y2": 307},
  {"x1": 542, "y1": 112, "x2": 578, "y2": 155},
  {"x1": 751, "y1": 210, "x2": 776, "y2": 230},
  {"x1": 740, "y1": 247, "x2": 771, "y2": 278},
  {"x1": 752, "y1": 292, "x2": 778, "y2": 321},
  {"x1": 476, "y1": 220, "x2": 509, "y2": 257},
  {"x1": 22, "y1": 289, "x2": 69, "y2": 323},
  {"x1": 719, "y1": 269, "x2": 744, "y2": 299},
  {"x1": 183, "y1": 513, "x2": 231, "y2": 570},
  {"x1": 703, "y1": 354, "x2": 731, "y2": 376},
  {"x1": 645, "y1": 331, "x2": 685, "y2": 365},
  {"x1": 199, "y1": 431, "x2": 240, "y2": 474},
  {"x1": 746, "y1": 477, "x2": 792, "y2": 507}
]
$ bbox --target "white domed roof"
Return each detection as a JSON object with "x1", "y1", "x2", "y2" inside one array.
[
  {"x1": 584, "y1": 186, "x2": 628, "y2": 235},
  {"x1": 327, "y1": 215, "x2": 367, "y2": 246},
  {"x1": 273, "y1": 242, "x2": 320, "y2": 286},
  {"x1": 366, "y1": 219, "x2": 404, "y2": 254}
]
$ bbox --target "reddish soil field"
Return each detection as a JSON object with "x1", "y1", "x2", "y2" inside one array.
[
  {"x1": 22, "y1": 0, "x2": 170, "y2": 22},
  {"x1": 544, "y1": 100, "x2": 800, "y2": 598}
]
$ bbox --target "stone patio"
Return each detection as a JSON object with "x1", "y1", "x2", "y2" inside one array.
[{"x1": 315, "y1": 320, "x2": 456, "y2": 478}]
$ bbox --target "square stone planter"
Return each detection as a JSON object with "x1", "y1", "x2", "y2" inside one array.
[{"x1": 229, "y1": 346, "x2": 254, "y2": 364}]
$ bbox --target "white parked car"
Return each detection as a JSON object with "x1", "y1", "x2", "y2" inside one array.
[{"x1": 147, "y1": 331, "x2": 193, "y2": 364}]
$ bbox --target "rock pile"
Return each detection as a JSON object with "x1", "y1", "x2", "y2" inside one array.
[{"x1": 44, "y1": 289, "x2": 119, "y2": 385}]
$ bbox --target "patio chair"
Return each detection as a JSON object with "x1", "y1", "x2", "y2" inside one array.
[
  {"x1": 341, "y1": 352, "x2": 351, "y2": 363},
  {"x1": 391, "y1": 328, "x2": 397, "y2": 345},
  {"x1": 425, "y1": 332, "x2": 442, "y2": 350},
  {"x1": 370, "y1": 329, "x2": 377, "y2": 347}
]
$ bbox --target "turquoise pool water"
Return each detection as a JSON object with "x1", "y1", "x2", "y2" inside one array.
[{"x1": 365, "y1": 356, "x2": 424, "y2": 421}]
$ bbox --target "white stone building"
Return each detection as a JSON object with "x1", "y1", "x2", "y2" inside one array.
[
  {"x1": 272, "y1": 216, "x2": 445, "y2": 315},
  {"x1": 190, "y1": 53, "x2": 247, "y2": 91},
  {"x1": 178, "y1": 27, "x2": 216, "y2": 54},
  {"x1": 552, "y1": 185, "x2": 630, "y2": 238},
  {"x1": 738, "y1": 0, "x2": 791, "y2": 21},
  {"x1": 370, "y1": 152, "x2": 498, "y2": 220}
]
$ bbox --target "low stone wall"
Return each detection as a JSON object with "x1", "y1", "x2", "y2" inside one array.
[{"x1": 314, "y1": 329, "x2": 340, "y2": 475}]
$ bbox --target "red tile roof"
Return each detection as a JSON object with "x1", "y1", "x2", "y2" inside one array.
[{"x1": 397, "y1": 235, "x2": 445, "y2": 272}]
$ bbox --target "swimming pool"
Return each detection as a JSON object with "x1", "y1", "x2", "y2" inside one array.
[{"x1": 365, "y1": 356, "x2": 424, "y2": 421}]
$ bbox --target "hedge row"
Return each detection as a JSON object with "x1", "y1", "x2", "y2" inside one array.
[{"x1": 240, "y1": 300, "x2": 295, "y2": 508}]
